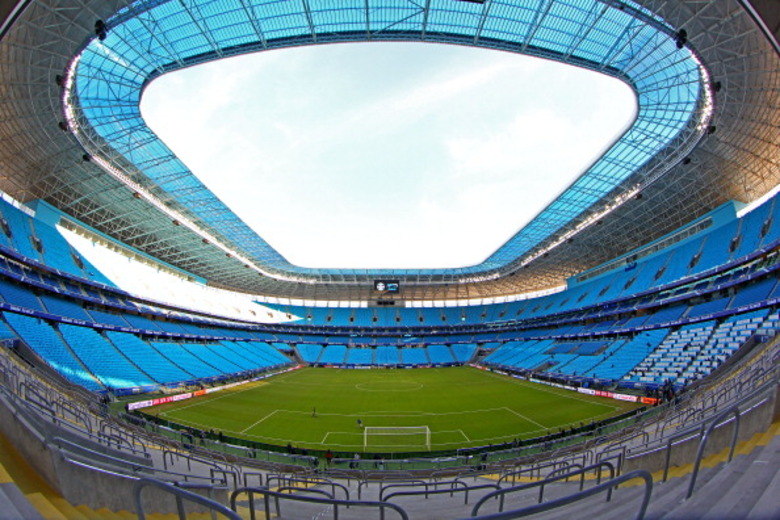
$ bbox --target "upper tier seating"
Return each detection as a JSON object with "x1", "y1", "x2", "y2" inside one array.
[
  {"x1": 268, "y1": 194, "x2": 779, "y2": 327},
  {"x1": 0, "y1": 192, "x2": 774, "y2": 392}
]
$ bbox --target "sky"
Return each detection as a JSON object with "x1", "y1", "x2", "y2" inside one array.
[{"x1": 140, "y1": 42, "x2": 636, "y2": 270}]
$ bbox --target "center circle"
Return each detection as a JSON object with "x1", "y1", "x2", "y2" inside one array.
[{"x1": 355, "y1": 381, "x2": 424, "y2": 392}]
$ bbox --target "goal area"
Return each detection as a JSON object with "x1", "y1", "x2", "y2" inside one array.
[{"x1": 363, "y1": 426, "x2": 431, "y2": 450}]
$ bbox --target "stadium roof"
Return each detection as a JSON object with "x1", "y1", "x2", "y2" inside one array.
[{"x1": 0, "y1": 0, "x2": 777, "y2": 302}]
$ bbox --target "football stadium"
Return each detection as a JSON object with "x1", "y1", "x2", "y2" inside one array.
[{"x1": 0, "y1": 0, "x2": 778, "y2": 518}]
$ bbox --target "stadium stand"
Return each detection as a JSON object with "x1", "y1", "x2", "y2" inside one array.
[
  {"x1": 58, "y1": 323, "x2": 156, "y2": 390},
  {"x1": 3, "y1": 312, "x2": 102, "y2": 391},
  {"x1": 107, "y1": 331, "x2": 195, "y2": 384}
]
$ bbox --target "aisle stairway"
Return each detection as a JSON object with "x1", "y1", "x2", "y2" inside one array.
[{"x1": 0, "y1": 430, "x2": 251, "y2": 520}]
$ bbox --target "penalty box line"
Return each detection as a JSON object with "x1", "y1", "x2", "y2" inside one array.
[{"x1": 322, "y1": 428, "x2": 470, "y2": 445}]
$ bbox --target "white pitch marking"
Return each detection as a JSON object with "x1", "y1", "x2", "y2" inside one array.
[
  {"x1": 155, "y1": 382, "x2": 265, "y2": 415},
  {"x1": 240, "y1": 409, "x2": 278, "y2": 433},
  {"x1": 481, "y1": 369, "x2": 621, "y2": 410},
  {"x1": 502, "y1": 406, "x2": 549, "y2": 430}
]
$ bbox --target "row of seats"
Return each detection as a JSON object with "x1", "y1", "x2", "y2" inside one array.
[
  {"x1": 0, "y1": 200, "x2": 112, "y2": 285},
  {"x1": 483, "y1": 308, "x2": 779, "y2": 388},
  {"x1": 297, "y1": 343, "x2": 477, "y2": 366},
  {"x1": 1, "y1": 255, "x2": 776, "y2": 390},
  {"x1": 625, "y1": 309, "x2": 778, "y2": 386},
  {"x1": 2, "y1": 261, "x2": 775, "y2": 347},
  {"x1": 2, "y1": 310, "x2": 291, "y2": 392},
  {"x1": 270, "y1": 194, "x2": 779, "y2": 326},
  {"x1": 0, "y1": 193, "x2": 775, "y2": 392}
]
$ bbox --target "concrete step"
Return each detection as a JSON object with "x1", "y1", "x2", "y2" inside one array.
[
  {"x1": 0, "y1": 483, "x2": 46, "y2": 520},
  {"x1": 712, "y1": 442, "x2": 778, "y2": 519},
  {"x1": 656, "y1": 422, "x2": 779, "y2": 519},
  {"x1": 25, "y1": 493, "x2": 68, "y2": 520},
  {"x1": 746, "y1": 457, "x2": 780, "y2": 519},
  {"x1": 92, "y1": 508, "x2": 127, "y2": 520},
  {"x1": 74, "y1": 504, "x2": 104, "y2": 520},
  {"x1": 48, "y1": 497, "x2": 90, "y2": 520}
]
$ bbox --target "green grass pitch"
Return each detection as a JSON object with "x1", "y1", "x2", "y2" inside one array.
[{"x1": 145, "y1": 366, "x2": 639, "y2": 453}]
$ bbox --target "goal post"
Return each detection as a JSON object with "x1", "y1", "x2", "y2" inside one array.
[{"x1": 363, "y1": 426, "x2": 431, "y2": 450}]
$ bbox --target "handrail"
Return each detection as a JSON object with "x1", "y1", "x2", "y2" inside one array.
[
  {"x1": 134, "y1": 477, "x2": 240, "y2": 520},
  {"x1": 358, "y1": 478, "x2": 427, "y2": 499},
  {"x1": 162, "y1": 448, "x2": 237, "y2": 476},
  {"x1": 463, "y1": 470, "x2": 653, "y2": 520},
  {"x1": 498, "y1": 460, "x2": 570, "y2": 485},
  {"x1": 275, "y1": 486, "x2": 333, "y2": 498},
  {"x1": 380, "y1": 479, "x2": 467, "y2": 501},
  {"x1": 242, "y1": 471, "x2": 264, "y2": 487},
  {"x1": 659, "y1": 424, "x2": 704, "y2": 482},
  {"x1": 383, "y1": 483, "x2": 500, "y2": 505},
  {"x1": 11, "y1": 388, "x2": 152, "y2": 459},
  {"x1": 99, "y1": 420, "x2": 146, "y2": 452},
  {"x1": 595, "y1": 445, "x2": 625, "y2": 475},
  {"x1": 686, "y1": 407, "x2": 741, "y2": 499},
  {"x1": 97, "y1": 430, "x2": 136, "y2": 454},
  {"x1": 655, "y1": 377, "x2": 778, "y2": 494},
  {"x1": 50, "y1": 436, "x2": 152, "y2": 472},
  {"x1": 210, "y1": 467, "x2": 239, "y2": 489},
  {"x1": 60, "y1": 451, "x2": 225, "y2": 486},
  {"x1": 266, "y1": 475, "x2": 350, "y2": 501},
  {"x1": 230, "y1": 486, "x2": 410, "y2": 520},
  {"x1": 471, "y1": 461, "x2": 615, "y2": 515},
  {"x1": 545, "y1": 463, "x2": 585, "y2": 488}
]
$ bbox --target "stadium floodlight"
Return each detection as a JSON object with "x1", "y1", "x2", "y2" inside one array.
[{"x1": 363, "y1": 426, "x2": 431, "y2": 451}]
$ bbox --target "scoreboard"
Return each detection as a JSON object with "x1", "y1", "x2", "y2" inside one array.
[{"x1": 373, "y1": 280, "x2": 400, "y2": 293}]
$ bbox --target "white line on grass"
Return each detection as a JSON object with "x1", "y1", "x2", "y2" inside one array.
[
  {"x1": 240, "y1": 410, "x2": 278, "y2": 434},
  {"x1": 481, "y1": 370, "x2": 621, "y2": 411},
  {"x1": 156, "y1": 382, "x2": 266, "y2": 415},
  {"x1": 502, "y1": 407, "x2": 549, "y2": 430},
  {"x1": 458, "y1": 429, "x2": 471, "y2": 442}
]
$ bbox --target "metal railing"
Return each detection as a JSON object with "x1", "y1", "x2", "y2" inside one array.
[
  {"x1": 464, "y1": 470, "x2": 653, "y2": 520},
  {"x1": 230, "y1": 486, "x2": 410, "y2": 520},
  {"x1": 498, "y1": 460, "x2": 572, "y2": 486},
  {"x1": 357, "y1": 477, "x2": 426, "y2": 499},
  {"x1": 380, "y1": 479, "x2": 468, "y2": 501},
  {"x1": 471, "y1": 461, "x2": 616, "y2": 514},
  {"x1": 265, "y1": 475, "x2": 350, "y2": 501},
  {"x1": 685, "y1": 380, "x2": 777, "y2": 499},
  {"x1": 636, "y1": 376, "x2": 779, "y2": 486},
  {"x1": 382, "y1": 483, "x2": 501, "y2": 506},
  {"x1": 134, "y1": 477, "x2": 239, "y2": 520}
]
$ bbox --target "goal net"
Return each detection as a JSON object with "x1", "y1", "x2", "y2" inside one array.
[{"x1": 363, "y1": 426, "x2": 431, "y2": 450}]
